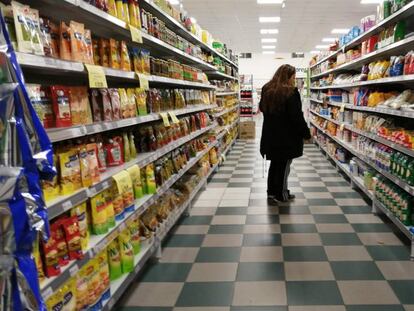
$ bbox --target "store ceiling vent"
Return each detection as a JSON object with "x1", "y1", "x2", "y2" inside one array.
[
  {"x1": 239, "y1": 53, "x2": 252, "y2": 59},
  {"x1": 292, "y1": 52, "x2": 305, "y2": 58}
]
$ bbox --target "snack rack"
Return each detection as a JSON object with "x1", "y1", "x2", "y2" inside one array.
[
  {"x1": 308, "y1": 1, "x2": 414, "y2": 258},
  {"x1": 240, "y1": 74, "x2": 255, "y2": 117},
  {"x1": 0, "y1": 0, "x2": 240, "y2": 309}
]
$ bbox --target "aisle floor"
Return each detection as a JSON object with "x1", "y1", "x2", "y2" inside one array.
[{"x1": 118, "y1": 140, "x2": 414, "y2": 311}]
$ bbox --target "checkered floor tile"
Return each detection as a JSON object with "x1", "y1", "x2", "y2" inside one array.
[{"x1": 118, "y1": 139, "x2": 414, "y2": 311}]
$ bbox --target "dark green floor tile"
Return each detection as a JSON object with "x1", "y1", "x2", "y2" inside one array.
[
  {"x1": 302, "y1": 187, "x2": 329, "y2": 192},
  {"x1": 389, "y1": 280, "x2": 414, "y2": 304},
  {"x1": 330, "y1": 261, "x2": 384, "y2": 280},
  {"x1": 139, "y1": 263, "x2": 192, "y2": 282},
  {"x1": 279, "y1": 206, "x2": 311, "y2": 215},
  {"x1": 307, "y1": 198, "x2": 338, "y2": 206},
  {"x1": 163, "y1": 234, "x2": 205, "y2": 247},
  {"x1": 231, "y1": 307, "x2": 288, "y2": 311},
  {"x1": 366, "y1": 245, "x2": 411, "y2": 261},
  {"x1": 324, "y1": 181, "x2": 350, "y2": 187},
  {"x1": 228, "y1": 183, "x2": 252, "y2": 188},
  {"x1": 246, "y1": 215, "x2": 280, "y2": 224},
  {"x1": 314, "y1": 214, "x2": 348, "y2": 224},
  {"x1": 281, "y1": 224, "x2": 318, "y2": 233},
  {"x1": 340, "y1": 206, "x2": 372, "y2": 214},
  {"x1": 116, "y1": 308, "x2": 172, "y2": 311},
  {"x1": 236, "y1": 262, "x2": 285, "y2": 281},
  {"x1": 352, "y1": 223, "x2": 393, "y2": 232},
  {"x1": 208, "y1": 225, "x2": 244, "y2": 234},
  {"x1": 216, "y1": 207, "x2": 248, "y2": 215},
  {"x1": 176, "y1": 282, "x2": 234, "y2": 306},
  {"x1": 331, "y1": 192, "x2": 363, "y2": 199},
  {"x1": 283, "y1": 246, "x2": 328, "y2": 261},
  {"x1": 180, "y1": 216, "x2": 213, "y2": 225},
  {"x1": 243, "y1": 234, "x2": 281, "y2": 246},
  {"x1": 298, "y1": 177, "x2": 323, "y2": 181},
  {"x1": 286, "y1": 281, "x2": 343, "y2": 305},
  {"x1": 320, "y1": 233, "x2": 362, "y2": 246},
  {"x1": 346, "y1": 306, "x2": 405, "y2": 311},
  {"x1": 196, "y1": 247, "x2": 241, "y2": 262}
]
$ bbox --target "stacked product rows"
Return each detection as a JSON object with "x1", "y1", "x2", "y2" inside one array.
[
  {"x1": 308, "y1": 0, "x2": 414, "y2": 258},
  {"x1": 0, "y1": 0, "x2": 240, "y2": 310}
]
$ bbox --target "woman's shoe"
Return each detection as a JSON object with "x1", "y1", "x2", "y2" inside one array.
[
  {"x1": 288, "y1": 194, "x2": 296, "y2": 200},
  {"x1": 267, "y1": 196, "x2": 279, "y2": 206}
]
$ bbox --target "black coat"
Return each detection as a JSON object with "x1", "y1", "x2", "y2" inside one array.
[{"x1": 259, "y1": 87, "x2": 311, "y2": 161}]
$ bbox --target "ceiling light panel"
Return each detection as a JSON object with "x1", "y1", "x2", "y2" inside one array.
[
  {"x1": 261, "y1": 38, "x2": 277, "y2": 43},
  {"x1": 260, "y1": 29, "x2": 279, "y2": 34},
  {"x1": 331, "y1": 28, "x2": 349, "y2": 34},
  {"x1": 322, "y1": 38, "x2": 337, "y2": 42},
  {"x1": 259, "y1": 16, "x2": 281, "y2": 23},
  {"x1": 315, "y1": 45, "x2": 330, "y2": 49},
  {"x1": 257, "y1": 0, "x2": 283, "y2": 3},
  {"x1": 361, "y1": 0, "x2": 383, "y2": 3},
  {"x1": 262, "y1": 45, "x2": 276, "y2": 49},
  {"x1": 263, "y1": 51, "x2": 275, "y2": 54}
]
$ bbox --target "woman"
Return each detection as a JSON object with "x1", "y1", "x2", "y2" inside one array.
[{"x1": 259, "y1": 64, "x2": 311, "y2": 205}]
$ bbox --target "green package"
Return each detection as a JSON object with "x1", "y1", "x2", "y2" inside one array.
[
  {"x1": 107, "y1": 239, "x2": 122, "y2": 280},
  {"x1": 119, "y1": 230, "x2": 134, "y2": 273}
]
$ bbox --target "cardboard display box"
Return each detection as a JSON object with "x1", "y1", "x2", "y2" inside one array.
[{"x1": 239, "y1": 121, "x2": 256, "y2": 140}]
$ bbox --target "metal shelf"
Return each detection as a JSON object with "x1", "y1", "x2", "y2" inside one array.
[
  {"x1": 45, "y1": 124, "x2": 216, "y2": 220},
  {"x1": 311, "y1": 36, "x2": 414, "y2": 79},
  {"x1": 310, "y1": 120, "x2": 414, "y2": 196},
  {"x1": 139, "y1": 0, "x2": 238, "y2": 69},
  {"x1": 206, "y1": 71, "x2": 239, "y2": 81},
  {"x1": 310, "y1": 109, "x2": 414, "y2": 158},
  {"x1": 309, "y1": 1, "x2": 414, "y2": 69},
  {"x1": 309, "y1": 98, "x2": 414, "y2": 119},
  {"x1": 41, "y1": 139, "x2": 219, "y2": 299},
  {"x1": 216, "y1": 91, "x2": 239, "y2": 96},
  {"x1": 310, "y1": 74, "x2": 414, "y2": 90},
  {"x1": 46, "y1": 104, "x2": 217, "y2": 143},
  {"x1": 214, "y1": 105, "x2": 239, "y2": 118}
]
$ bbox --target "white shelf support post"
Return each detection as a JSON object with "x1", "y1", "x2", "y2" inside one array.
[{"x1": 371, "y1": 199, "x2": 379, "y2": 215}]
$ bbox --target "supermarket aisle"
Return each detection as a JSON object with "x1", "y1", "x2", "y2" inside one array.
[{"x1": 118, "y1": 140, "x2": 414, "y2": 310}]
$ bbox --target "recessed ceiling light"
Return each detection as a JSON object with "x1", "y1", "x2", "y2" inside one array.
[
  {"x1": 322, "y1": 37, "x2": 337, "y2": 43},
  {"x1": 262, "y1": 45, "x2": 276, "y2": 49},
  {"x1": 261, "y1": 38, "x2": 277, "y2": 43},
  {"x1": 259, "y1": 16, "x2": 281, "y2": 23},
  {"x1": 260, "y1": 29, "x2": 279, "y2": 34},
  {"x1": 263, "y1": 51, "x2": 275, "y2": 54},
  {"x1": 257, "y1": 0, "x2": 283, "y2": 3},
  {"x1": 361, "y1": 0, "x2": 382, "y2": 3},
  {"x1": 331, "y1": 28, "x2": 349, "y2": 34},
  {"x1": 315, "y1": 45, "x2": 330, "y2": 49}
]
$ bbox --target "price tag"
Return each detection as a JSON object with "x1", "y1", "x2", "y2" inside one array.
[
  {"x1": 85, "y1": 64, "x2": 108, "y2": 88},
  {"x1": 62, "y1": 200, "x2": 73, "y2": 211},
  {"x1": 340, "y1": 104, "x2": 346, "y2": 112},
  {"x1": 119, "y1": 222, "x2": 126, "y2": 232},
  {"x1": 168, "y1": 111, "x2": 180, "y2": 124},
  {"x1": 340, "y1": 124, "x2": 345, "y2": 131},
  {"x1": 69, "y1": 264, "x2": 79, "y2": 277},
  {"x1": 129, "y1": 25, "x2": 143, "y2": 43},
  {"x1": 137, "y1": 73, "x2": 150, "y2": 90},
  {"x1": 43, "y1": 287, "x2": 53, "y2": 300},
  {"x1": 159, "y1": 112, "x2": 171, "y2": 127}
]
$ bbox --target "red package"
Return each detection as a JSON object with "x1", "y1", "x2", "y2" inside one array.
[
  {"x1": 409, "y1": 52, "x2": 414, "y2": 75},
  {"x1": 366, "y1": 35, "x2": 378, "y2": 54},
  {"x1": 61, "y1": 216, "x2": 83, "y2": 260},
  {"x1": 113, "y1": 136, "x2": 125, "y2": 162},
  {"x1": 51, "y1": 221, "x2": 70, "y2": 267},
  {"x1": 108, "y1": 88, "x2": 121, "y2": 120},
  {"x1": 105, "y1": 139, "x2": 123, "y2": 166},
  {"x1": 41, "y1": 230, "x2": 61, "y2": 277},
  {"x1": 100, "y1": 89, "x2": 113, "y2": 121},
  {"x1": 95, "y1": 0, "x2": 109, "y2": 11},
  {"x1": 50, "y1": 86, "x2": 72, "y2": 128},
  {"x1": 404, "y1": 52, "x2": 412, "y2": 75},
  {"x1": 91, "y1": 89, "x2": 103, "y2": 122}
]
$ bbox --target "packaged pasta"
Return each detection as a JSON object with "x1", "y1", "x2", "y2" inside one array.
[
  {"x1": 135, "y1": 88, "x2": 148, "y2": 115},
  {"x1": 46, "y1": 289, "x2": 63, "y2": 311},
  {"x1": 119, "y1": 229, "x2": 134, "y2": 273},
  {"x1": 29, "y1": 8, "x2": 44, "y2": 55},
  {"x1": 33, "y1": 234, "x2": 45, "y2": 283},
  {"x1": 59, "y1": 21, "x2": 72, "y2": 61},
  {"x1": 109, "y1": 38, "x2": 120, "y2": 69},
  {"x1": 83, "y1": 29, "x2": 94, "y2": 64},
  {"x1": 97, "y1": 251, "x2": 111, "y2": 301},
  {"x1": 61, "y1": 216, "x2": 83, "y2": 260},
  {"x1": 61, "y1": 278, "x2": 77, "y2": 311},
  {"x1": 101, "y1": 88, "x2": 114, "y2": 121},
  {"x1": 107, "y1": 239, "x2": 122, "y2": 280},
  {"x1": 41, "y1": 230, "x2": 61, "y2": 277},
  {"x1": 58, "y1": 149, "x2": 81, "y2": 195},
  {"x1": 11, "y1": 2, "x2": 35, "y2": 54},
  {"x1": 130, "y1": 132, "x2": 137, "y2": 158},
  {"x1": 118, "y1": 88, "x2": 130, "y2": 119},
  {"x1": 78, "y1": 144, "x2": 92, "y2": 187},
  {"x1": 103, "y1": 188, "x2": 116, "y2": 228},
  {"x1": 120, "y1": 40, "x2": 131, "y2": 71},
  {"x1": 90, "y1": 193, "x2": 108, "y2": 235},
  {"x1": 89, "y1": 259, "x2": 102, "y2": 308},
  {"x1": 108, "y1": 0, "x2": 117, "y2": 17},
  {"x1": 39, "y1": 16, "x2": 59, "y2": 58},
  {"x1": 69, "y1": 21, "x2": 85, "y2": 62},
  {"x1": 127, "y1": 88, "x2": 137, "y2": 117},
  {"x1": 70, "y1": 202, "x2": 89, "y2": 251},
  {"x1": 126, "y1": 165, "x2": 143, "y2": 199},
  {"x1": 76, "y1": 266, "x2": 89, "y2": 310},
  {"x1": 86, "y1": 143, "x2": 101, "y2": 183},
  {"x1": 128, "y1": 218, "x2": 141, "y2": 254},
  {"x1": 98, "y1": 38, "x2": 110, "y2": 67},
  {"x1": 108, "y1": 88, "x2": 121, "y2": 120},
  {"x1": 50, "y1": 85, "x2": 72, "y2": 128},
  {"x1": 146, "y1": 164, "x2": 157, "y2": 194},
  {"x1": 26, "y1": 84, "x2": 54, "y2": 129},
  {"x1": 51, "y1": 221, "x2": 70, "y2": 267},
  {"x1": 123, "y1": 133, "x2": 131, "y2": 163}
]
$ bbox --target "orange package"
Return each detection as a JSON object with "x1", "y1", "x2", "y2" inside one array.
[
  {"x1": 83, "y1": 29, "x2": 94, "y2": 65},
  {"x1": 109, "y1": 38, "x2": 120, "y2": 69},
  {"x1": 93, "y1": 39, "x2": 100, "y2": 65},
  {"x1": 59, "y1": 21, "x2": 71, "y2": 61},
  {"x1": 99, "y1": 38, "x2": 110, "y2": 67},
  {"x1": 69, "y1": 21, "x2": 85, "y2": 62},
  {"x1": 119, "y1": 41, "x2": 131, "y2": 71}
]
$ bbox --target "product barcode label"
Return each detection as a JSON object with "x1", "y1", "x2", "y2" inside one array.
[
  {"x1": 69, "y1": 264, "x2": 79, "y2": 276},
  {"x1": 43, "y1": 287, "x2": 53, "y2": 300},
  {"x1": 62, "y1": 200, "x2": 73, "y2": 211}
]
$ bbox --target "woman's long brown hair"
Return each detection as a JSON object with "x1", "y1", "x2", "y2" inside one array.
[{"x1": 260, "y1": 64, "x2": 296, "y2": 114}]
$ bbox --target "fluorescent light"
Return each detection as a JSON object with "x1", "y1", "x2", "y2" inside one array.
[
  {"x1": 259, "y1": 16, "x2": 281, "y2": 23},
  {"x1": 310, "y1": 50, "x2": 320, "y2": 54},
  {"x1": 322, "y1": 37, "x2": 337, "y2": 43},
  {"x1": 261, "y1": 38, "x2": 277, "y2": 43},
  {"x1": 190, "y1": 17, "x2": 197, "y2": 23},
  {"x1": 361, "y1": 0, "x2": 382, "y2": 3},
  {"x1": 260, "y1": 29, "x2": 279, "y2": 34},
  {"x1": 315, "y1": 45, "x2": 330, "y2": 49},
  {"x1": 332, "y1": 28, "x2": 349, "y2": 34},
  {"x1": 263, "y1": 51, "x2": 275, "y2": 54},
  {"x1": 257, "y1": 0, "x2": 283, "y2": 3},
  {"x1": 168, "y1": 0, "x2": 180, "y2": 4},
  {"x1": 262, "y1": 45, "x2": 276, "y2": 49}
]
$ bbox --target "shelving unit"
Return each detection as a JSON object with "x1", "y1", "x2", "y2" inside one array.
[{"x1": 9, "y1": 0, "x2": 241, "y2": 308}]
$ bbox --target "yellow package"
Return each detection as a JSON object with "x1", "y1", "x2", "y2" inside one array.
[
  {"x1": 120, "y1": 41, "x2": 131, "y2": 71},
  {"x1": 113, "y1": 171, "x2": 135, "y2": 213},
  {"x1": 78, "y1": 145, "x2": 92, "y2": 188},
  {"x1": 108, "y1": 0, "x2": 117, "y2": 17},
  {"x1": 107, "y1": 239, "x2": 122, "y2": 280},
  {"x1": 126, "y1": 165, "x2": 143, "y2": 199},
  {"x1": 61, "y1": 278, "x2": 77, "y2": 311},
  {"x1": 123, "y1": 133, "x2": 131, "y2": 163},
  {"x1": 109, "y1": 38, "x2": 120, "y2": 69},
  {"x1": 46, "y1": 289, "x2": 63, "y2": 311},
  {"x1": 145, "y1": 164, "x2": 157, "y2": 194},
  {"x1": 127, "y1": 88, "x2": 137, "y2": 118},
  {"x1": 135, "y1": 88, "x2": 147, "y2": 116},
  {"x1": 42, "y1": 155, "x2": 59, "y2": 202},
  {"x1": 76, "y1": 266, "x2": 89, "y2": 311},
  {"x1": 128, "y1": 1, "x2": 141, "y2": 28},
  {"x1": 90, "y1": 193, "x2": 107, "y2": 235},
  {"x1": 118, "y1": 229, "x2": 134, "y2": 273},
  {"x1": 33, "y1": 234, "x2": 44, "y2": 283},
  {"x1": 97, "y1": 250, "x2": 111, "y2": 300},
  {"x1": 70, "y1": 202, "x2": 89, "y2": 251},
  {"x1": 89, "y1": 258, "x2": 101, "y2": 305},
  {"x1": 103, "y1": 188, "x2": 115, "y2": 228},
  {"x1": 129, "y1": 132, "x2": 137, "y2": 158},
  {"x1": 58, "y1": 150, "x2": 81, "y2": 195},
  {"x1": 81, "y1": 261, "x2": 95, "y2": 307},
  {"x1": 110, "y1": 181, "x2": 125, "y2": 221},
  {"x1": 128, "y1": 217, "x2": 141, "y2": 254},
  {"x1": 116, "y1": 0, "x2": 126, "y2": 21},
  {"x1": 118, "y1": 88, "x2": 130, "y2": 119}
]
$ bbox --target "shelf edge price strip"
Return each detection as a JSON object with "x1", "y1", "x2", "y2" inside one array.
[
  {"x1": 129, "y1": 24, "x2": 143, "y2": 44},
  {"x1": 85, "y1": 64, "x2": 108, "y2": 88},
  {"x1": 137, "y1": 73, "x2": 150, "y2": 90}
]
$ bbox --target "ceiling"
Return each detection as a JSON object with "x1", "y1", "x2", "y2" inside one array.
[{"x1": 180, "y1": 0, "x2": 378, "y2": 54}]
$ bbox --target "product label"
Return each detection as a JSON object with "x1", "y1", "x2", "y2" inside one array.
[
  {"x1": 85, "y1": 64, "x2": 108, "y2": 88},
  {"x1": 168, "y1": 111, "x2": 180, "y2": 124},
  {"x1": 160, "y1": 112, "x2": 171, "y2": 127},
  {"x1": 129, "y1": 25, "x2": 143, "y2": 43},
  {"x1": 137, "y1": 73, "x2": 150, "y2": 90}
]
